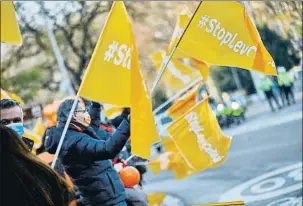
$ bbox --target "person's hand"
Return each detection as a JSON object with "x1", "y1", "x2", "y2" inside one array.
[
  {"x1": 91, "y1": 101, "x2": 101, "y2": 109},
  {"x1": 122, "y1": 108, "x2": 130, "y2": 117}
]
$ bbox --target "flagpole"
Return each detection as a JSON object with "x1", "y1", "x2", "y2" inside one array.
[
  {"x1": 51, "y1": 95, "x2": 79, "y2": 168},
  {"x1": 150, "y1": 1, "x2": 203, "y2": 96},
  {"x1": 153, "y1": 78, "x2": 203, "y2": 116}
]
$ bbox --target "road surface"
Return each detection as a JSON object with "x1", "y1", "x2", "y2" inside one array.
[{"x1": 144, "y1": 98, "x2": 302, "y2": 206}]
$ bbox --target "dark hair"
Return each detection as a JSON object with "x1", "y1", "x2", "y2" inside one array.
[
  {"x1": 0, "y1": 98, "x2": 21, "y2": 109},
  {"x1": 1, "y1": 125, "x2": 75, "y2": 206},
  {"x1": 57, "y1": 99, "x2": 80, "y2": 123}
]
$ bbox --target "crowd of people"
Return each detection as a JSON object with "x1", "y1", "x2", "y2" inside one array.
[
  {"x1": 259, "y1": 66, "x2": 296, "y2": 112},
  {"x1": 1, "y1": 97, "x2": 148, "y2": 206}
]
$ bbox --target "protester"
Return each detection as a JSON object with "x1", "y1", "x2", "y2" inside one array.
[
  {"x1": 110, "y1": 108, "x2": 148, "y2": 187},
  {"x1": 36, "y1": 132, "x2": 68, "y2": 178},
  {"x1": 259, "y1": 75, "x2": 282, "y2": 112},
  {"x1": 0, "y1": 99, "x2": 34, "y2": 150},
  {"x1": 1, "y1": 125, "x2": 75, "y2": 206},
  {"x1": 277, "y1": 66, "x2": 295, "y2": 106},
  {"x1": 44, "y1": 98, "x2": 130, "y2": 206}
]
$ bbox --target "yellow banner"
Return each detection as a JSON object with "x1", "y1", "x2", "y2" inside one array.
[
  {"x1": 157, "y1": 136, "x2": 196, "y2": 179},
  {"x1": 178, "y1": 1, "x2": 276, "y2": 75},
  {"x1": 152, "y1": 51, "x2": 202, "y2": 92},
  {"x1": 131, "y1": 46, "x2": 159, "y2": 159},
  {"x1": 167, "y1": 10, "x2": 192, "y2": 59},
  {"x1": 1, "y1": 88, "x2": 24, "y2": 106},
  {"x1": 0, "y1": 1, "x2": 22, "y2": 45},
  {"x1": 192, "y1": 59, "x2": 210, "y2": 81},
  {"x1": 167, "y1": 82, "x2": 207, "y2": 120},
  {"x1": 79, "y1": 2, "x2": 159, "y2": 159},
  {"x1": 78, "y1": 2, "x2": 131, "y2": 106},
  {"x1": 33, "y1": 117, "x2": 46, "y2": 137},
  {"x1": 104, "y1": 104, "x2": 123, "y2": 119},
  {"x1": 167, "y1": 98, "x2": 231, "y2": 172}
]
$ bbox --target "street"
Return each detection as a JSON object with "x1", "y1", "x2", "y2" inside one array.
[{"x1": 144, "y1": 96, "x2": 302, "y2": 206}]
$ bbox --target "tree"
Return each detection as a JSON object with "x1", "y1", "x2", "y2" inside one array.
[
  {"x1": 258, "y1": 25, "x2": 301, "y2": 70},
  {"x1": 1, "y1": 1, "x2": 144, "y2": 102},
  {"x1": 152, "y1": 87, "x2": 169, "y2": 111}
]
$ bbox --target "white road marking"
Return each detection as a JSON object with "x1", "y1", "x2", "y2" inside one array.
[{"x1": 219, "y1": 162, "x2": 302, "y2": 204}]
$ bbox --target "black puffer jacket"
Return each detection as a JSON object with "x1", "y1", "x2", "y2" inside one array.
[{"x1": 44, "y1": 102, "x2": 130, "y2": 206}]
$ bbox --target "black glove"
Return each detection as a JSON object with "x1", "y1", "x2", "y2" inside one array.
[
  {"x1": 121, "y1": 107, "x2": 130, "y2": 119},
  {"x1": 91, "y1": 101, "x2": 101, "y2": 109}
]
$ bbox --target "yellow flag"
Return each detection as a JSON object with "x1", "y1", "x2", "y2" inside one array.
[
  {"x1": 159, "y1": 136, "x2": 197, "y2": 179},
  {"x1": 131, "y1": 46, "x2": 159, "y2": 159},
  {"x1": 104, "y1": 104, "x2": 123, "y2": 119},
  {"x1": 147, "y1": 193, "x2": 167, "y2": 205},
  {"x1": 152, "y1": 51, "x2": 202, "y2": 92},
  {"x1": 167, "y1": 98, "x2": 231, "y2": 171},
  {"x1": 179, "y1": 1, "x2": 276, "y2": 75},
  {"x1": 167, "y1": 82, "x2": 206, "y2": 120},
  {"x1": 167, "y1": 11, "x2": 192, "y2": 59},
  {"x1": 191, "y1": 59, "x2": 210, "y2": 81},
  {"x1": 167, "y1": 11, "x2": 210, "y2": 81},
  {"x1": 23, "y1": 128, "x2": 41, "y2": 144},
  {"x1": 0, "y1": 1, "x2": 22, "y2": 45},
  {"x1": 0, "y1": 89, "x2": 10, "y2": 100},
  {"x1": 78, "y1": 2, "x2": 131, "y2": 106},
  {"x1": 33, "y1": 117, "x2": 46, "y2": 137},
  {"x1": 0, "y1": 88, "x2": 24, "y2": 106},
  {"x1": 79, "y1": 2, "x2": 158, "y2": 159},
  {"x1": 148, "y1": 151, "x2": 173, "y2": 174}
]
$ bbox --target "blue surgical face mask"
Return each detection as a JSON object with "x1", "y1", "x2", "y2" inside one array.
[{"x1": 7, "y1": 123, "x2": 24, "y2": 138}]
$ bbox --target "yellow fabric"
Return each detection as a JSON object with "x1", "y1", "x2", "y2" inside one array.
[
  {"x1": 167, "y1": 11, "x2": 210, "y2": 80},
  {"x1": 0, "y1": 89, "x2": 11, "y2": 100},
  {"x1": 148, "y1": 152, "x2": 173, "y2": 174},
  {"x1": 167, "y1": 11, "x2": 192, "y2": 59},
  {"x1": 79, "y1": 2, "x2": 159, "y2": 159},
  {"x1": 23, "y1": 128, "x2": 41, "y2": 143},
  {"x1": 167, "y1": 98, "x2": 231, "y2": 172},
  {"x1": 192, "y1": 201, "x2": 245, "y2": 206},
  {"x1": 178, "y1": 1, "x2": 277, "y2": 76},
  {"x1": 0, "y1": 1, "x2": 22, "y2": 45},
  {"x1": 160, "y1": 136, "x2": 196, "y2": 179},
  {"x1": 192, "y1": 59, "x2": 210, "y2": 81},
  {"x1": 0, "y1": 88, "x2": 24, "y2": 106},
  {"x1": 33, "y1": 117, "x2": 46, "y2": 137},
  {"x1": 152, "y1": 51, "x2": 202, "y2": 92},
  {"x1": 131, "y1": 46, "x2": 159, "y2": 159},
  {"x1": 78, "y1": 1, "x2": 131, "y2": 106},
  {"x1": 167, "y1": 83, "x2": 202, "y2": 120},
  {"x1": 147, "y1": 193, "x2": 167, "y2": 205},
  {"x1": 104, "y1": 105, "x2": 123, "y2": 119}
]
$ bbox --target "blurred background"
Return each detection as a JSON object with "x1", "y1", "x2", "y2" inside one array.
[
  {"x1": 1, "y1": 1, "x2": 302, "y2": 205},
  {"x1": 1, "y1": 1, "x2": 302, "y2": 106}
]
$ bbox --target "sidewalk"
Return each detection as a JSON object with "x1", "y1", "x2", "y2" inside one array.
[{"x1": 244, "y1": 91, "x2": 302, "y2": 120}]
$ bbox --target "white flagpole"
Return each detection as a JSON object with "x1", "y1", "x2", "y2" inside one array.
[
  {"x1": 153, "y1": 78, "x2": 203, "y2": 115},
  {"x1": 149, "y1": 1, "x2": 203, "y2": 96},
  {"x1": 51, "y1": 95, "x2": 79, "y2": 168}
]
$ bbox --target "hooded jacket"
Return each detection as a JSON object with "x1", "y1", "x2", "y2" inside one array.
[{"x1": 44, "y1": 102, "x2": 130, "y2": 206}]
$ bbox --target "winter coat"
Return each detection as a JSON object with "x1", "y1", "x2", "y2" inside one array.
[
  {"x1": 44, "y1": 103, "x2": 130, "y2": 206},
  {"x1": 125, "y1": 188, "x2": 148, "y2": 206}
]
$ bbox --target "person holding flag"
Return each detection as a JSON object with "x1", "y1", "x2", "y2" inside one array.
[{"x1": 44, "y1": 97, "x2": 131, "y2": 206}]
